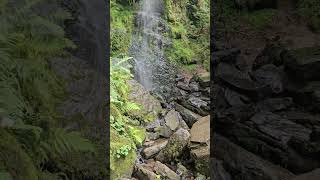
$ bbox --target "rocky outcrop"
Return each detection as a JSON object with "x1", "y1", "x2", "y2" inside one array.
[
  {"x1": 127, "y1": 79, "x2": 163, "y2": 122},
  {"x1": 214, "y1": 134, "x2": 294, "y2": 180},
  {"x1": 212, "y1": 40, "x2": 320, "y2": 179}
]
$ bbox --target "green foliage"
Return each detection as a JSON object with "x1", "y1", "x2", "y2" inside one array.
[
  {"x1": 164, "y1": 0, "x2": 210, "y2": 70},
  {"x1": 110, "y1": 0, "x2": 136, "y2": 56},
  {"x1": 116, "y1": 144, "x2": 132, "y2": 158},
  {"x1": 0, "y1": 0, "x2": 99, "y2": 179},
  {"x1": 297, "y1": 0, "x2": 320, "y2": 32}
]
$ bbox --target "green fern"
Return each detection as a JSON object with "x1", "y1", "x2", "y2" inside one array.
[{"x1": 42, "y1": 128, "x2": 96, "y2": 159}]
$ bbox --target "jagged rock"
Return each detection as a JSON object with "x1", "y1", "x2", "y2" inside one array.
[
  {"x1": 154, "y1": 161, "x2": 180, "y2": 180},
  {"x1": 224, "y1": 87, "x2": 250, "y2": 106},
  {"x1": 155, "y1": 125, "x2": 173, "y2": 138},
  {"x1": 175, "y1": 74, "x2": 185, "y2": 82},
  {"x1": 191, "y1": 146, "x2": 210, "y2": 176},
  {"x1": 252, "y1": 64, "x2": 286, "y2": 94},
  {"x1": 142, "y1": 139, "x2": 168, "y2": 159},
  {"x1": 179, "y1": 118, "x2": 190, "y2": 130},
  {"x1": 256, "y1": 97, "x2": 293, "y2": 112},
  {"x1": 134, "y1": 163, "x2": 158, "y2": 180},
  {"x1": 177, "y1": 81, "x2": 190, "y2": 91},
  {"x1": 214, "y1": 134, "x2": 295, "y2": 180},
  {"x1": 216, "y1": 63, "x2": 261, "y2": 93},
  {"x1": 211, "y1": 158, "x2": 232, "y2": 180},
  {"x1": 250, "y1": 112, "x2": 312, "y2": 146},
  {"x1": 193, "y1": 71, "x2": 210, "y2": 88},
  {"x1": 189, "y1": 82, "x2": 200, "y2": 92},
  {"x1": 290, "y1": 168, "x2": 320, "y2": 180},
  {"x1": 179, "y1": 96, "x2": 209, "y2": 116},
  {"x1": 146, "y1": 132, "x2": 160, "y2": 141},
  {"x1": 146, "y1": 119, "x2": 162, "y2": 132},
  {"x1": 127, "y1": 80, "x2": 163, "y2": 122},
  {"x1": 156, "y1": 128, "x2": 190, "y2": 162},
  {"x1": 190, "y1": 116, "x2": 210, "y2": 144},
  {"x1": 175, "y1": 103, "x2": 201, "y2": 127},
  {"x1": 279, "y1": 111, "x2": 320, "y2": 129},
  {"x1": 164, "y1": 109, "x2": 180, "y2": 131}
]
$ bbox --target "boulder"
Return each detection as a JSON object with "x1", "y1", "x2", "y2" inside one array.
[
  {"x1": 189, "y1": 82, "x2": 200, "y2": 92},
  {"x1": 279, "y1": 111, "x2": 320, "y2": 129},
  {"x1": 190, "y1": 115, "x2": 210, "y2": 144},
  {"x1": 194, "y1": 71, "x2": 210, "y2": 88},
  {"x1": 154, "y1": 161, "x2": 180, "y2": 180},
  {"x1": 191, "y1": 146, "x2": 210, "y2": 176},
  {"x1": 175, "y1": 103, "x2": 202, "y2": 127},
  {"x1": 164, "y1": 109, "x2": 180, "y2": 131},
  {"x1": 156, "y1": 128, "x2": 190, "y2": 162},
  {"x1": 213, "y1": 134, "x2": 295, "y2": 180},
  {"x1": 177, "y1": 81, "x2": 190, "y2": 91},
  {"x1": 127, "y1": 80, "x2": 162, "y2": 122},
  {"x1": 179, "y1": 96, "x2": 209, "y2": 116},
  {"x1": 250, "y1": 112, "x2": 312, "y2": 146},
  {"x1": 155, "y1": 125, "x2": 173, "y2": 138},
  {"x1": 256, "y1": 97, "x2": 293, "y2": 112},
  {"x1": 146, "y1": 132, "x2": 160, "y2": 141},
  {"x1": 134, "y1": 163, "x2": 158, "y2": 180},
  {"x1": 252, "y1": 64, "x2": 286, "y2": 94},
  {"x1": 142, "y1": 139, "x2": 168, "y2": 159}
]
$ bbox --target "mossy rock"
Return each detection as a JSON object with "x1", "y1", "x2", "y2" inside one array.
[
  {"x1": 128, "y1": 126, "x2": 146, "y2": 147},
  {"x1": 127, "y1": 80, "x2": 162, "y2": 123},
  {"x1": 110, "y1": 129, "x2": 137, "y2": 179},
  {"x1": 156, "y1": 128, "x2": 190, "y2": 162}
]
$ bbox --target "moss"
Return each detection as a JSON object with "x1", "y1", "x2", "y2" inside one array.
[
  {"x1": 110, "y1": 0, "x2": 136, "y2": 56},
  {"x1": 128, "y1": 126, "x2": 146, "y2": 147},
  {"x1": 110, "y1": 129, "x2": 137, "y2": 179},
  {"x1": 163, "y1": 0, "x2": 209, "y2": 71}
]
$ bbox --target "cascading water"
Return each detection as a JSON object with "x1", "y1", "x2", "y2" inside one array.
[{"x1": 130, "y1": 0, "x2": 175, "y2": 101}]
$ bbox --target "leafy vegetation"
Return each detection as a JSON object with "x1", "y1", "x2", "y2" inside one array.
[
  {"x1": 0, "y1": 0, "x2": 102, "y2": 179},
  {"x1": 163, "y1": 0, "x2": 210, "y2": 70},
  {"x1": 110, "y1": 0, "x2": 149, "y2": 178}
]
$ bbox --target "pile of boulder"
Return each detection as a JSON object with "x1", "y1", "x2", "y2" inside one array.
[
  {"x1": 129, "y1": 75, "x2": 211, "y2": 179},
  {"x1": 212, "y1": 39, "x2": 320, "y2": 179}
]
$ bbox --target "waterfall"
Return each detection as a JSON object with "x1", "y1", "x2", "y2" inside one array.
[{"x1": 130, "y1": 0, "x2": 175, "y2": 100}]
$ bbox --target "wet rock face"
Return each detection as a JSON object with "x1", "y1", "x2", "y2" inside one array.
[
  {"x1": 212, "y1": 40, "x2": 320, "y2": 179},
  {"x1": 127, "y1": 79, "x2": 163, "y2": 122}
]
